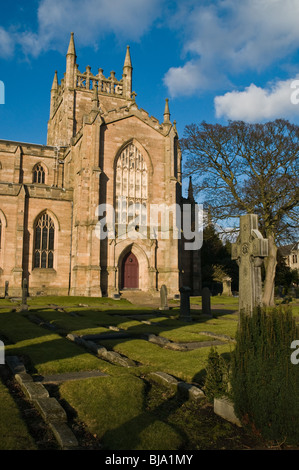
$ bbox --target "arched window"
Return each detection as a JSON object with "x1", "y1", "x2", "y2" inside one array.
[
  {"x1": 33, "y1": 164, "x2": 46, "y2": 184},
  {"x1": 33, "y1": 213, "x2": 55, "y2": 268},
  {"x1": 115, "y1": 143, "x2": 148, "y2": 225}
]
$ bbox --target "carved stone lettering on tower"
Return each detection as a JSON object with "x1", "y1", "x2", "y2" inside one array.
[{"x1": 231, "y1": 214, "x2": 268, "y2": 314}]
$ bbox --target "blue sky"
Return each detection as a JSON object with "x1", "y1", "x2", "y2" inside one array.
[{"x1": 1, "y1": 0, "x2": 299, "y2": 199}]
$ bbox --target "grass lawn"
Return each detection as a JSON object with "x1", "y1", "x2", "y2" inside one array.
[
  {"x1": 0, "y1": 379, "x2": 37, "y2": 450},
  {"x1": 0, "y1": 294, "x2": 297, "y2": 450}
]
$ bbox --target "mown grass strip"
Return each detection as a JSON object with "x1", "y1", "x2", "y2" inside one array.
[{"x1": 0, "y1": 378, "x2": 37, "y2": 450}]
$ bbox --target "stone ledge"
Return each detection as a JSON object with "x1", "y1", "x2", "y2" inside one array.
[
  {"x1": 19, "y1": 381, "x2": 50, "y2": 400},
  {"x1": 7, "y1": 356, "x2": 79, "y2": 450},
  {"x1": 15, "y1": 372, "x2": 34, "y2": 384},
  {"x1": 177, "y1": 382, "x2": 205, "y2": 402},
  {"x1": 49, "y1": 422, "x2": 79, "y2": 450},
  {"x1": 148, "y1": 371, "x2": 179, "y2": 392},
  {"x1": 6, "y1": 356, "x2": 26, "y2": 375},
  {"x1": 67, "y1": 333, "x2": 136, "y2": 367},
  {"x1": 33, "y1": 397, "x2": 67, "y2": 423},
  {"x1": 214, "y1": 397, "x2": 242, "y2": 427},
  {"x1": 148, "y1": 371, "x2": 205, "y2": 401}
]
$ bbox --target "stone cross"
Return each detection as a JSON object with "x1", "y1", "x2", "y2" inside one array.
[
  {"x1": 231, "y1": 214, "x2": 268, "y2": 314},
  {"x1": 159, "y1": 285, "x2": 169, "y2": 311},
  {"x1": 179, "y1": 286, "x2": 192, "y2": 321}
]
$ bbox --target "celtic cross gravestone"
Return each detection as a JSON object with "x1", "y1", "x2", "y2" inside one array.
[{"x1": 231, "y1": 214, "x2": 268, "y2": 314}]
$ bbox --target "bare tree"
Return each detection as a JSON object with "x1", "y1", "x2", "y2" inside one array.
[{"x1": 181, "y1": 119, "x2": 299, "y2": 306}]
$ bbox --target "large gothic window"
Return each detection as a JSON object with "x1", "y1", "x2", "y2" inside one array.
[
  {"x1": 34, "y1": 213, "x2": 55, "y2": 268},
  {"x1": 33, "y1": 164, "x2": 46, "y2": 184},
  {"x1": 115, "y1": 143, "x2": 148, "y2": 226}
]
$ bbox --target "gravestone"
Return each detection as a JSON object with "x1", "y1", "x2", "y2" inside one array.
[
  {"x1": 4, "y1": 281, "x2": 9, "y2": 299},
  {"x1": 231, "y1": 214, "x2": 268, "y2": 314},
  {"x1": 21, "y1": 278, "x2": 28, "y2": 311},
  {"x1": 159, "y1": 285, "x2": 169, "y2": 311},
  {"x1": 179, "y1": 286, "x2": 192, "y2": 321},
  {"x1": 222, "y1": 276, "x2": 232, "y2": 296},
  {"x1": 202, "y1": 287, "x2": 212, "y2": 317}
]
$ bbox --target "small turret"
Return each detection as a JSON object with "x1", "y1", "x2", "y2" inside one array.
[{"x1": 163, "y1": 98, "x2": 171, "y2": 124}]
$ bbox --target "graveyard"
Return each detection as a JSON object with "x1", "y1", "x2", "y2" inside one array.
[{"x1": 0, "y1": 290, "x2": 298, "y2": 451}]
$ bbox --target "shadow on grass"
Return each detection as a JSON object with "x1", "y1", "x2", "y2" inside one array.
[{"x1": 0, "y1": 298, "x2": 239, "y2": 449}]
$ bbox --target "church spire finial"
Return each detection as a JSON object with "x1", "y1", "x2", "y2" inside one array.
[
  {"x1": 67, "y1": 32, "x2": 76, "y2": 57},
  {"x1": 123, "y1": 45, "x2": 133, "y2": 99},
  {"x1": 51, "y1": 70, "x2": 58, "y2": 91},
  {"x1": 123, "y1": 45, "x2": 132, "y2": 69},
  {"x1": 164, "y1": 98, "x2": 171, "y2": 123}
]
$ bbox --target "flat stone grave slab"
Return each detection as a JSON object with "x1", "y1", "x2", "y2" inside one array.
[
  {"x1": 33, "y1": 397, "x2": 67, "y2": 423},
  {"x1": 20, "y1": 381, "x2": 49, "y2": 400},
  {"x1": 49, "y1": 422, "x2": 79, "y2": 450},
  {"x1": 37, "y1": 370, "x2": 108, "y2": 384}
]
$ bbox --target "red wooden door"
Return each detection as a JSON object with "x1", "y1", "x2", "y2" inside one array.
[{"x1": 122, "y1": 252, "x2": 139, "y2": 289}]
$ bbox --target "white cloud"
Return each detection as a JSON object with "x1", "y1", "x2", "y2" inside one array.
[
  {"x1": 0, "y1": 0, "x2": 163, "y2": 58},
  {"x1": 164, "y1": 0, "x2": 299, "y2": 97},
  {"x1": 0, "y1": 27, "x2": 15, "y2": 57},
  {"x1": 214, "y1": 76, "x2": 299, "y2": 122}
]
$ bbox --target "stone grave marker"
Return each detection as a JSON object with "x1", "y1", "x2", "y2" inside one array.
[
  {"x1": 231, "y1": 214, "x2": 268, "y2": 314},
  {"x1": 4, "y1": 281, "x2": 9, "y2": 299},
  {"x1": 179, "y1": 286, "x2": 192, "y2": 321},
  {"x1": 222, "y1": 276, "x2": 232, "y2": 296},
  {"x1": 202, "y1": 287, "x2": 212, "y2": 317},
  {"x1": 159, "y1": 284, "x2": 169, "y2": 311},
  {"x1": 21, "y1": 278, "x2": 28, "y2": 311}
]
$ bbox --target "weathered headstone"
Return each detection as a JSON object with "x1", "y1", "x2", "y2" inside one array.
[
  {"x1": 4, "y1": 281, "x2": 9, "y2": 299},
  {"x1": 159, "y1": 284, "x2": 169, "y2": 311},
  {"x1": 222, "y1": 276, "x2": 232, "y2": 296},
  {"x1": 231, "y1": 214, "x2": 268, "y2": 314},
  {"x1": 179, "y1": 286, "x2": 192, "y2": 321},
  {"x1": 21, "y1": 278, "x2": 28, "y2": 311},
  {"x1": 202, "y1": 287, "x2": 212, "y2": 317}
]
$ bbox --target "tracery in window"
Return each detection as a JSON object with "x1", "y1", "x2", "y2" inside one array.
[
  {"x1": 115, "y1": 144, "x2": 148, "y2": 226},
  {"x1": 33, "y1": 164, "x2": 46, "y2": 184},
  {"x1": 34, "y1": 213, "x2": 55, "y2": 268}
]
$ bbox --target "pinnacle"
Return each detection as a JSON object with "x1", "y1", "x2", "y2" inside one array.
[
  {"x1": 51, "y1": 70, "x2": 58, "y2": 91},
  {"x1": 163, "y1": 98, "x2": 171, "y2": 123},
  {"x1": 123, "y1": 45, "x2": 132, "y2": 69},
  {"x1": 67, "y1": 32, "x2": 76, "y2": 57}
]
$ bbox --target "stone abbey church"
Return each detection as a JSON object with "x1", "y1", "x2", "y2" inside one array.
[{"x1": 0, "y1": 34, "x2": 200, "y2": 298}]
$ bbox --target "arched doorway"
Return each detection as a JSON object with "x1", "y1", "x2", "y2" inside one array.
[{"x1": 122, "y1": 251, "x2": 139, "y2": 289}]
